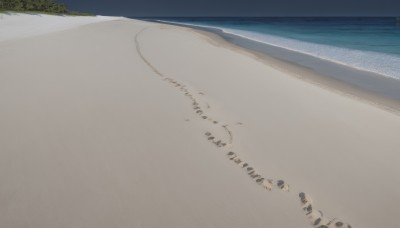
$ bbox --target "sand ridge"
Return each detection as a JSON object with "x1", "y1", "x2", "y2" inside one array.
[{"x1": 134, "y1": 26, "x2": 352, "y2": 228}]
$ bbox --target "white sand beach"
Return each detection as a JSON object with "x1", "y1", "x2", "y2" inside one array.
[
  {"x1": 1, "y1": 14, "x2": 400, "y2": 228},
  {"x1": 0, "y1": 13, "x2": 121, "y2": 42}
]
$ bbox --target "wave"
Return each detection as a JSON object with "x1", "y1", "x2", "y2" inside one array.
[{"x1": 157, "y1": 20, "x2": 400, "y2": 80}]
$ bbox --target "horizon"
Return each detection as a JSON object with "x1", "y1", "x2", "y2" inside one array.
[
  {"x1": 58, "y1": 0, "x2": 400, "y2": 17},
  {"x1": 130, "y1": 16, "x2": 400, "y2": 18}
]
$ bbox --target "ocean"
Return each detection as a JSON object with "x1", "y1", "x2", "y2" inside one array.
[{"x1": 155, "y1": 17, "x2": 400, "y2": 81}]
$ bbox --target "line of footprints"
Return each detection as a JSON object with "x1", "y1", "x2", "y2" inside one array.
[
  {"x1": 135, "y1": 29, "x2": 351, "y2": 228},
  {"x1": 163, "y1": 77, "x2": 351, "y2": 228}
]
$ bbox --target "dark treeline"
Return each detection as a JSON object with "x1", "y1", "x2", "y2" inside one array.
[{"x1": 0, "y1": 0, "x2": 68, "y2": 14}]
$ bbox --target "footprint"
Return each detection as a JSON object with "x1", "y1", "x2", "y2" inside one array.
[
  {"x1": 306, "y1": 211, "x2": 324, "y2": 226},
  {"x1": 277, "y1": 180, "x2": 290, "y2": 192},
  {"x1": 299, "y1": 192, "x2": 313, "y2": 206},
  {"x1": 227, "y1": 152, "x2": 237, "y2": 160},
  {"x1": 313, "y1": 217, "x2": 322, "y2": 226},
  {"x1": 328, "y1": 220, "x2": 351, "y2": 228},
  {"x1": 233, "y1": 157, "x2": 242, "y2": 164},
  {"x1": 256, "y1": 178, "x2": 264, "y2": 183},
  {"x1": 333, "y1": 222, "x2": 344, "y2": 227},
  {"x1": 261, "y1": 179, "x2": 273, "y2": 191},
  {"x1": 214, "y1": 140, "x2": 222, "y2": 147},
  {"x1": 229, "y1": 155, "x2": 237, "y2": 160},
  {"x1": 303, "y1": 204, "x2": 313, "y2": 215}
]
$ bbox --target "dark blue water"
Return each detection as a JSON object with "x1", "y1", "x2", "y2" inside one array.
[{"x1": 156, "y1": 17, "x2": 400, "y2": 80}]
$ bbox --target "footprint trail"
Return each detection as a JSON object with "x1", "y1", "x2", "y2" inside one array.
[{"x1": 134, "y1": 27, "x2": 352, "y2": 228}]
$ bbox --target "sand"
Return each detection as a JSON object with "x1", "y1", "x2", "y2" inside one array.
[
  {"x1": 1, "y1": 14, "x2": 400, "y2": 228},
  {"x1": 0, "y1": 13, "x2": 122, "y2": 42}
]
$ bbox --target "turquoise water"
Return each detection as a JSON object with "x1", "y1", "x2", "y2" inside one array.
[{"x1": 157, "y1": 18, "x2": 400, "y2": 80}]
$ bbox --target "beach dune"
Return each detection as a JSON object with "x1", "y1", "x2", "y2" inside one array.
[{"x1": 1, "y1": 14, "x2": 400, "y2": 228}]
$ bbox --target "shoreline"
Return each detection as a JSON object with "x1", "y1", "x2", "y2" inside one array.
[{"x1": 148, "y1": 19, "x2": 400, "y2": 115}]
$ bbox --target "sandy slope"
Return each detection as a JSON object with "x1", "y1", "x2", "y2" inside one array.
[
  {"x1": 1, "y1": 16, "x2": 400, "y2": 228},
  {"x1": 0, "y1": 13, "x2": 122, "y2": 42}
]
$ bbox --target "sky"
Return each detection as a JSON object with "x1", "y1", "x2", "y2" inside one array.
[{"x1": 59, "y1": 0, "x2": 400, "y2": 17}]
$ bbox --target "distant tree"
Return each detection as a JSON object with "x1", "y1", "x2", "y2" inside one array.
[
  {"x1": 24, "y1": 0, "x2": 34, "y2": 10},
  {"x1": 13, "y1": 0, "x2": 24, "y2": 11},
  {"x1": 0, "y1": 0, "x2": 68, "y2": 14}
]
